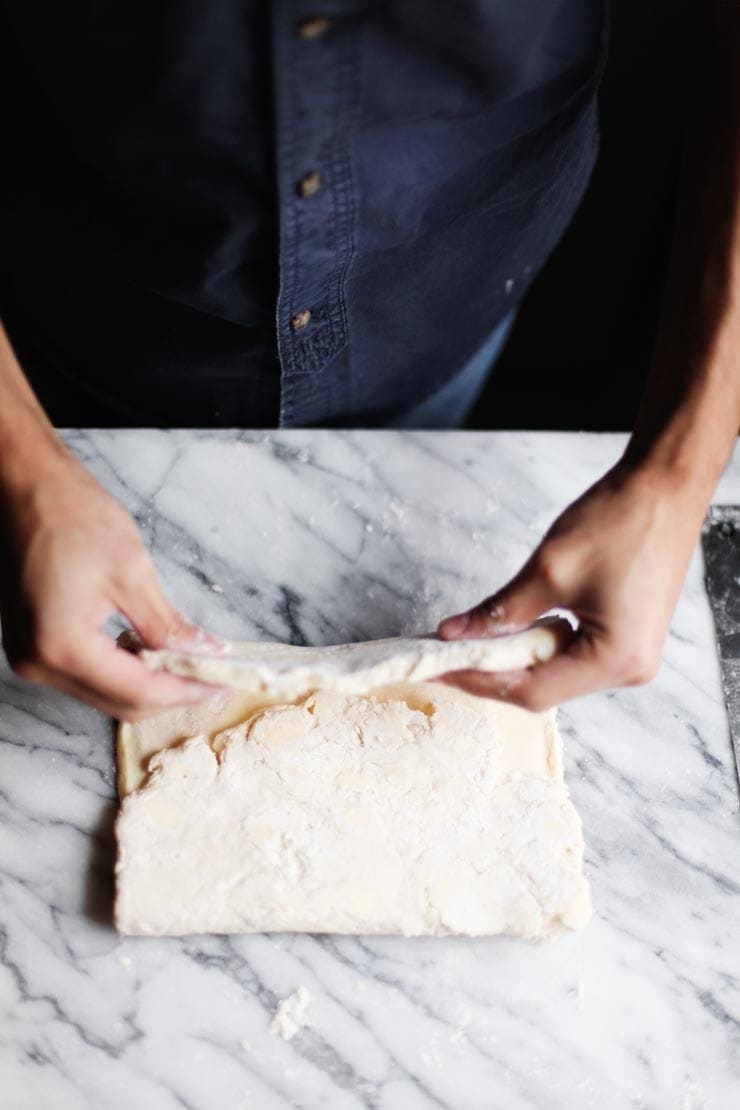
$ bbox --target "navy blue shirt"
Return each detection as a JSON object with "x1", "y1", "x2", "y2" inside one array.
[{"x1": 1, "y1": 2, "x2": 607, "y2": 427}]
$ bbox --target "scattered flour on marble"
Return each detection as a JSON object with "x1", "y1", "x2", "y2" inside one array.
[
  {"x1": 419, "y1": 1029, "x2": 447, "y2": 1069},
  {"x1": 270, "y1": 987, "x2": 311, "y2": 1041},
  {"x1": 381, "y1": 500, "x2": 409, "y2": 535},
  {"x1": 683, "y1": 1077, "x2": 706, "y2": 1109}
]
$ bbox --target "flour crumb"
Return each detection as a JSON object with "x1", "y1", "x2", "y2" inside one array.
[
  {"x1": 241, "y1": 1038, "x2": 252, "y2": 1053},
  {"x1": 210, "y1": 583, "x2": 224, "y2": 593},
  {"x1": 116, "y1": 953, "x2": 132, "y2": 968},
  {"x1": 270, "y1": 987, "x2": 311, "y2": 1041},
  {"x1": 683, "y1": 1077, "x2": 706, "y2": 1109}
]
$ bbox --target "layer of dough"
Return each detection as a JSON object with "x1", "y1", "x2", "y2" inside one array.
[
  {"x1": 118, "y1": 688, "x2": 291, "y2": 796},
  {"x1": 121, "y1": 624, "x2": 568, "y2": 796},
  {"x1": 115, "y1": 682, "x2": 590, "y2": 938},
  {"x1": 139, "y1": 622, "x2": 566, "y2": 700},
  {"x1": 117, "y1": 679, "x2": 562, "y2": 797}
]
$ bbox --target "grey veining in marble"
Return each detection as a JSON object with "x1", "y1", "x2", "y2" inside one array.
[{"x1": 1, "y1": 430, "x2": 739, "y2": 1109}]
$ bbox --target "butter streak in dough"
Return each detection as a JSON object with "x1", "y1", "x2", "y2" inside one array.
[{"x1": 115, "y1": 681, "x2": 591, "y2": 939}]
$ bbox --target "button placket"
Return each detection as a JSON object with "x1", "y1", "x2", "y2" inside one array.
[{"x1": 272, "y1": 3, "x2": 360, "y2": 419}]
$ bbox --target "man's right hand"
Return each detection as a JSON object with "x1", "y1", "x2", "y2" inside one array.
[{"x1": 0, "y1": 449, "x2": 220, "y2": 720}]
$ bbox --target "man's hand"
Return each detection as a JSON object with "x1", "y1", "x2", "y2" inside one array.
[
  {"x1": 442, "y1": 1, "x2": 740, "y2": 710},
  {"x1": 0, "y1": 451, "x2": 219, "y2": 720},
  {"x1": 437, "y1": 462, "x2": 707, "y2": 711}
]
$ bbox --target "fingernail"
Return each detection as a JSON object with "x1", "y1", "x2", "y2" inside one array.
[
  {"x1": 171, "y1": 628, "x2": 230, "y2": 655},
  {"x1": 184, "y1": 682, "x2": 229, "y2": 701},
  {"x1": 198, "y1": 633, "x2": 231, "y2": 656},
  {"x1": 439, "y1": 612, "x2": 470, "y2": 638}
]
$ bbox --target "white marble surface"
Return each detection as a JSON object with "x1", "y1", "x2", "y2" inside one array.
[{"x1": 1, "y1": 430, "x2": 739, "y2": 1109}]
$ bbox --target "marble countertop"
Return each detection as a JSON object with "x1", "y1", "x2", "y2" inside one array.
[{"x1": 1, "y1": 430, "x2": 739, "y2": 1110}]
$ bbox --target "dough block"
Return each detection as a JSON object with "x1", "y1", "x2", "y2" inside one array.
[{"x1": 115, "y1": 677, "x2": 591, "y2": 939}]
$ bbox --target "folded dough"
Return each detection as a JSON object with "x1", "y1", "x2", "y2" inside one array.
[
  {"x1": 115, "y1": 644, "x2": 591, "y2": 938},
  {"x1": 118, "y1": 625, "x2": 568, "y2": 796},
  {"x1": 140, "y1": 623, "x2": 566, "y2": 699}
]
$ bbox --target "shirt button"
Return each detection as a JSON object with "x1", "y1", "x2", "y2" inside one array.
[
  {"x1": 296, "y1": 16, "x2": 333, "y2": 40},
  {"x1": 296, "y1": 171, "x2": 323, "y2": 198},
  {"x1": 290, "y1": 309, "x2": 312, "y2": 331}
]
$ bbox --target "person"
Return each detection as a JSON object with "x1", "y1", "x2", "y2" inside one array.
[{"x1": 0, "y1": 2, "x2": 737, "y2": 720}]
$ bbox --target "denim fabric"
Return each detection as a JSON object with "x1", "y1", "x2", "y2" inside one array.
[
  {"x1": 391, "y1": 311, "x2": 517, "y2": 430},
  {"x1": 0, "y1": 2, "x2": 607, "y2": 428}
]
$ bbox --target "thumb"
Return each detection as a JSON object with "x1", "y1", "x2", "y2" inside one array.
[
  {"x1": 115, "y1": 569, "x2": 200, "y2": 650},
  {"x1": 438, "y1": 560, "x2": 557, "y2": 640}
]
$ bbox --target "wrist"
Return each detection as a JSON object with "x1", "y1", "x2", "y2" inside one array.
[
  {"x1": 0, "y1": 421, "x2": 75, "y2": 508},
  {"x1": 620, "y1": 421, "x2": 734, "y2": 508},
  {"x1": 609, "y1": 453, "x2": 719, "y2": 537},
  {"x1": 0, "y1": 323, "x2": 74, "y2": 501}
]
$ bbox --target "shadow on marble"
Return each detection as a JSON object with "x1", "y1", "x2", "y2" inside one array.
[{"x1": 84, "y1": 797, "x2": 117, "y2": 928}]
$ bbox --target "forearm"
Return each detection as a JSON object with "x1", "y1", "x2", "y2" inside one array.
[
  {"x1": 0, "y1": 322, "x2": 70, "y2": 498},
  {"x1": 440, "y1": 3, "x2": 739, "y2": 706},
  {"x1": 623, "y1": 0, "x2": 740, "y2": 503}
]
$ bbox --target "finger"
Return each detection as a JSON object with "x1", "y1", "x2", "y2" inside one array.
[
  {"x1": 17, "y1": 661, "x2": 218, "y2": 720},
  {"x1": 116, "y1": 619, "x2": 229, "y2": 658},
  {"x1": 118, "y1": 576, "x2": 199, "y2": 649},
  {"x1": 18, "y1": 665, "x2": 179, "y2": 720},
  {"x1": 35, "y1": 633, "x2": 222, "y2": 718},
  {"x1": 112, "y1": 554, "x2": 211, "y2": 650},
  {"x1": 437, "y1": 560, "x2": 556, "y2": 640},
  {"x1": 438, "y1": 633, "x2": 609, "y2": 711}
]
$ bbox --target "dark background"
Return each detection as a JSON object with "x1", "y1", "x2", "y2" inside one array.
[{"x1": 469, "y1": 0, "x2": 690, "y2": 432}]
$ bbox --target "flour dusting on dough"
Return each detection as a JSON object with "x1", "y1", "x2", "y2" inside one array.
[{"x1": 115, "y1": 682, "x2": 590, "y2": 938}]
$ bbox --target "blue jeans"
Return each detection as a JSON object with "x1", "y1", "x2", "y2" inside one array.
[{"x1": 391, "y1": 311, "x2": 516, "y2": 430}]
